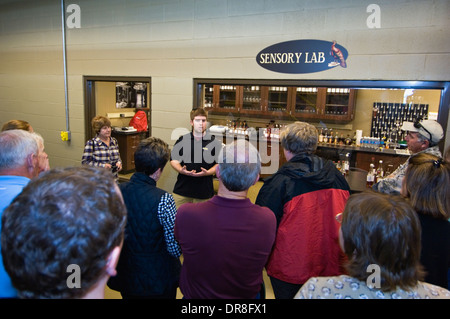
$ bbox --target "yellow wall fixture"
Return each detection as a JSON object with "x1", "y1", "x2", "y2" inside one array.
[{"x1": 60, "y1": 131, "x2": 71, "y2": 141}]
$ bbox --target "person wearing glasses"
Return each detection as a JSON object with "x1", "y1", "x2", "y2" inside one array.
[{"x1": 373, "y1": 119, "x2": 444, "y2": 194}]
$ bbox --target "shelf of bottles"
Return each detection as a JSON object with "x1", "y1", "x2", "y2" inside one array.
[
  {"x1": 268, "y1": 86, "x2": 288, "y2": 112},
  {"x1": 370, "y1": 102, "x2": 429, "y2": 141},
  {"x1": 294, "y1": 87, "x2": 318, "y2": 114},
  {"x1": 203, "y1": 84, "x2": 214, "y2": 108},
  {"x1": 324, "y1": 88, "x2": 351, "y2": 115},
  {"x1": 242, "y1": 85, "x2": 262, "y2": 111},
  {"x1": 219, "y1": 85, "x2": 238, "y2": 110}
]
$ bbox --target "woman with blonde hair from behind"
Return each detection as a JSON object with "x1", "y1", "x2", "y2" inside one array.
[{"x1": 402, "y1": 152, "x2": 450, "y2": 289}]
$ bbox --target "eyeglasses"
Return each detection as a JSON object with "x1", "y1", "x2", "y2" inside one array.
[{"x1": 413, "y1": 118, "x2": 433, "y2": 142}]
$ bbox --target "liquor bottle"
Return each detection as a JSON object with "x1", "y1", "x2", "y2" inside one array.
[
  {"x1": 376, "y1": 160, "x2": 384, "y2": 180},
  {"x1": 342, "y1": 153, "x2": 350, "y2": 177},
  {"x1": 318, "y1": 128, "x2": 324, "y2": 144},
  {"x1": 345, "y1": 134, "x2": 352, "y2": 146},
  {"x1": 366, "y1": 163, "x2": 376, "y2": 188},
  {"x1": 335, "y1": 161, "x2": 341, "y2": 172}
]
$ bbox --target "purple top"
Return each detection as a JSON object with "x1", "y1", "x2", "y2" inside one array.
[{"x1": 175, "y1": 195, "x2": 276, "y2": 299}]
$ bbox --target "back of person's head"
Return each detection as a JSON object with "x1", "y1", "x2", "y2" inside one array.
[
  {"x1": 91, "y1": 115, "x2": 111, "y2": 135},
  {"x1": 134, "y1": 137, "x2": 170, "y2": 175},
  {"x1": 1, "y1": 119, "x2": 32, "y2": 132},
  {"x1": 404, "y1": 153, "x2": 450, "y2": 220},
  {"x1": 1, "y1": 166, "x2": 127, "y2": 299},
  {"x1": 280, "y1": 121, "x2": 318, "y2": 155},
  {"x1": 340, "y1": 192, "x2": 424, "y2": 292},
  {"x1": 0, "y1": 129, "x2": 38, "y2": 172},
  {"x1": 190, "y1": 107, "x2": 208, "y2": 120},
  {"x1": 218, "y1": 140, "x2": 260, "y2": 192}
]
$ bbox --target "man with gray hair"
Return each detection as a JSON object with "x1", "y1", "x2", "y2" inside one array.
[
  {"x1": 0, "y1": 129, "x2": 40, "y2": 298},
  {"x1": 373, "y1": 118, "x2": 444, "y2": 194},
  {"x1": 175, "y1": 140, "x2": 276, "y2": 298},
  {"x1": 256, "y1": 121, "x2": 351, "y2": 299}
]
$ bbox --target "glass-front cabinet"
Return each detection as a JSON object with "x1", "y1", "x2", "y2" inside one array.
[
  {"x1": 242, "y1": 85, "x2": 262, "y2": 112},
  {"x1": 195, "y1": 81, "x2": 356, "y2": 122},
  {"x1": 294, "y1": 87, "x2": 319, "y2": 116}
]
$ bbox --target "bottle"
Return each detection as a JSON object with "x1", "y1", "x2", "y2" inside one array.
[
  {"x1": 385, "y1": 164, "x2": 393, "y2": 177},
  {"x1": 337, "y1": 160, "x2": 342, "y2": 173},
  {"x1": 345, "y1": 134, "x2": 352, "y2": 146},
  {"x1": 342, "y1": 153, "x2": 350, "y2": 177},
  {"x1": 376, "y1": 160, "x2": 384, "y2": 180},
  {"x1": 318, "y1": 128, "x2": 324, "y2": 144},
  {"x1": 323, "y1": 128, "x2": 328, "y2": 144},
  {"x1": 366, "y1": 163, "x2": 376, "y2": 188}
]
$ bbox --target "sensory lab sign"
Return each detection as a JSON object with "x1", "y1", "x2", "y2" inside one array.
[{"x1": 256, "y1": 39, "x2": 348, "y2": 74}]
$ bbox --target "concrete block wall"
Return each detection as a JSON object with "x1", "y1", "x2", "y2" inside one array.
[{"x1": 0, "y1": 0, "x2": 449, "y2": 191}]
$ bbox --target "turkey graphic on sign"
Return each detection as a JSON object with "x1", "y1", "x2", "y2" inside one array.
[{"x1": 256, "y1": 39, "x2": 348, "y2": 74}]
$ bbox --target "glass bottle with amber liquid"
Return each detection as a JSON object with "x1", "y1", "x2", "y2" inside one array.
[
  {"x1": 366, "y1": 163, "x2": 376, "y2": 188},
  {"x1": 376, "y1": 160, "x2": 384, "y2": 180}
]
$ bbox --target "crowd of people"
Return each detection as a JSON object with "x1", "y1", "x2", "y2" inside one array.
[{"x1": 0, "y1": 112, "x2": 449, "y2": 299}]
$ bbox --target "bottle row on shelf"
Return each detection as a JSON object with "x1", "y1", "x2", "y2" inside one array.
[
  {"x1": 318, "y1": 128, "x2": 353, "y2": 146},
  {"x1": 365, "y1": 157, "x2": 394, "y2": 188}
]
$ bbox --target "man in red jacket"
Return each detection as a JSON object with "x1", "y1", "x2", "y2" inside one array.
[{"x1": 256, "y1": 121, "x2": 350, "y2": 299}]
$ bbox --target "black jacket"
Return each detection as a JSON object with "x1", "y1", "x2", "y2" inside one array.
[{"x1": 108, "y1": 173, "x2": 181, "y2": 296}]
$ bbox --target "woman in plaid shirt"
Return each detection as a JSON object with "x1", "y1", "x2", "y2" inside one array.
[{"x1": 82, "y1": 116, "x2": 122, "y2": 181}]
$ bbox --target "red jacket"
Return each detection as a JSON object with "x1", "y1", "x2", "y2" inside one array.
[{"x1": 255, "y1": 154, "x2": 350, "y2": 284}]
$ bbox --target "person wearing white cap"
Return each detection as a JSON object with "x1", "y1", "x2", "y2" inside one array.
[{"x1": 373, "y1": 118, "x2": 444, "y2": 194}]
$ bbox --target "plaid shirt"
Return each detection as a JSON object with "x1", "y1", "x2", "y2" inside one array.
[
  {"x1": 157, "y1": 193, "x2": 181, "y2": 257},
  {"x1": 81, "y1": 136, "x2": 122, "y2": 180}
]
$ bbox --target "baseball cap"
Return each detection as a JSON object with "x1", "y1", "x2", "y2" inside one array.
[{"x1": 401, "y1": 119, "x2": 444, "y2": 144}]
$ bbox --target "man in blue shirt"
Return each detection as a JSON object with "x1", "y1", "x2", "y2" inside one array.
[{"x1": 0, "y1": 129, "x2": 40, "y2": 297}]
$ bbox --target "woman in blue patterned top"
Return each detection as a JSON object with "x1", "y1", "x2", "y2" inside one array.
[{"x1": 82, "y1": 115, "x2": 122, "y2": 181}]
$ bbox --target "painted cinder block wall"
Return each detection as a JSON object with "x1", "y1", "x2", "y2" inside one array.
[{"x1": 0, "y1": 0, "x2": 449, "y2": 191}]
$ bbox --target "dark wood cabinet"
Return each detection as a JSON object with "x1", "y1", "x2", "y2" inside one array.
[
  {"x1": 112, "y1": 131, "x2": 143, "y2": 173},
  {"x1": 201, "y1": 83, "x2": 355, "y2": 123}
]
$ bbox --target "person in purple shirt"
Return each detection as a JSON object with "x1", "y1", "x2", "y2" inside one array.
[
  {"x1": 175, "y1": 140, "x2": 276, "y2": 299},
  {"x1": 0, "y1": 129, "x2": 40, "y2": 298}
]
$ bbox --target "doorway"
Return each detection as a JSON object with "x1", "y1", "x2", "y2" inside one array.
[{"x1": 83, "y1": 76, "x2": 152, "y2": 140}]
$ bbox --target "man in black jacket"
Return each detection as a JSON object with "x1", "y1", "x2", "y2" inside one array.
[{"x1": 108, "y1": 137, "x2": 181, "y2": 299}]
